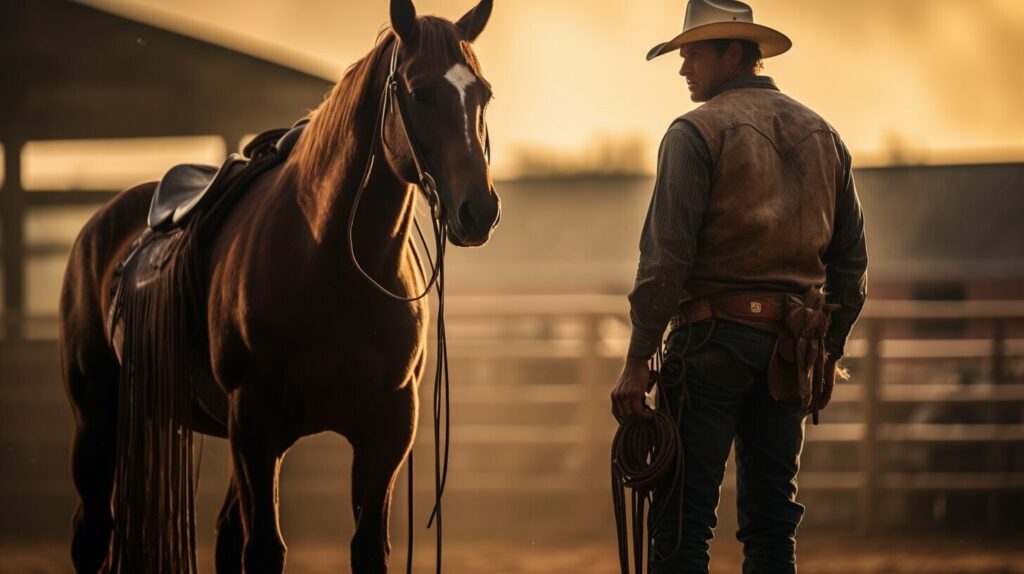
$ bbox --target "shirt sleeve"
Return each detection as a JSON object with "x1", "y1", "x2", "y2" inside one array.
[
  {"x1": 627, "y1": 121, "x2": 712, "y2": 357},
  {"x1": 823, "y1": 137, "x2": 869, "y2": 359}
]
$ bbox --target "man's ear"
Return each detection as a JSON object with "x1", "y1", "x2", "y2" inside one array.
[{"x1": 726, "y1": 40, "x2": 745, "y2": 68}]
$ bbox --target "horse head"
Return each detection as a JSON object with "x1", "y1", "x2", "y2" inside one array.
[{"x1": 385, "y1": 0, "x2": 500, "y2": 247}]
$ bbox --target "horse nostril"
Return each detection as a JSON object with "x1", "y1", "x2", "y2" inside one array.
[
  {"x1": 455, "y1": 197, "x2": 499, "y2": 238},
  {"x1": 457, "y1": 201, "x2": 478, "y2": 232}
]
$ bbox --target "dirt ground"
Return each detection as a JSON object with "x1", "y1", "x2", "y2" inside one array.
[{"x1": 3, "y1": 535, "x2": 1023, "y2": 574}]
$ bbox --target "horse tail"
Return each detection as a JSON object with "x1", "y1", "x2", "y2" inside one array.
[{"x1": 109, "y1": 229, "x2": 200, "y2": 573}]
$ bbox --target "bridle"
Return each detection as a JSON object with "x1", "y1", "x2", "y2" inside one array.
[
  {"x1": 348, "y1": 40, "x2": 491, "y2": 301},
  {"x1": 350, "y1": 42, "x2": 440, "y2": 302},
  {"x1": 346, "y1": 39, "x2": 491, "y2": 574}
]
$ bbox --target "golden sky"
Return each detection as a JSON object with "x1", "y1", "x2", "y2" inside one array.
[{"x1": 79, "y1": 0, "x2": 1024, "y2": 178}]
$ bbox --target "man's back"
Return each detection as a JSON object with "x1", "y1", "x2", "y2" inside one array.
[
  {"x1": 680, "y1": 82, "x2": 844, "y2": 298},
  {"x1": 612, "y1": 3, "x2": 868, "y2": 570}
]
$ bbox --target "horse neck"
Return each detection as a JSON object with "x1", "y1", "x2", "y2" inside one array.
[{"x1": 290, "y1": 53, "x2": 417, "y2": 272}]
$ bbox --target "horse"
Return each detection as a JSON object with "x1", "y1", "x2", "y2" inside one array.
[{"x1": 58, "y1": 0, "x2": 499, "y2": 571}]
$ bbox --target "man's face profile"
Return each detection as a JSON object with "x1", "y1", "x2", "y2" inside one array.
[{"x1": 678, "y1": 41, "x2": 735, "y2": 102}]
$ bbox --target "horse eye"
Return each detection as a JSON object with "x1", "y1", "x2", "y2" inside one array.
[{"x1": 411, "y1": 88, "x2": 433, "y2": 105}]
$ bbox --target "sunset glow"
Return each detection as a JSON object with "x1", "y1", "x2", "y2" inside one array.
[{"x1": 71, "y1": 0, "x2": 1024, "y2": 177}]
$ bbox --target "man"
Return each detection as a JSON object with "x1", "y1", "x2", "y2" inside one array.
[{"x1": 610, "y1": 1, "x2": 868, "y2": 573}]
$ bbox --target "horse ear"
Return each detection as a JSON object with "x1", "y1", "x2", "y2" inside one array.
[
  {"x1": 391, "y1": 0, "x2": 419, "y2": 46},
  {"x1": 456, "y1": 0, "x2": 492, "y2": 43}
]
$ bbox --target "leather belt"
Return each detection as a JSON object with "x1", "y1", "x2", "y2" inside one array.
[{"x1": 669, "y1": 292, "x2": 788, "y2": 334}]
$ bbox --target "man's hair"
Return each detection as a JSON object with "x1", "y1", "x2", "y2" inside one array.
[{"x1": 711, "y1": 39, "x2": 763, "y2": 73}]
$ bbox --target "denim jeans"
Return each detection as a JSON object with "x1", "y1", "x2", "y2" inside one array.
[{"x1": 649, "y1": 320, "x2": 808, "y2": 574}]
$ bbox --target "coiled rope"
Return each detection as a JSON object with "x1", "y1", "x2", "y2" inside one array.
[
  {"x1": 611, "y1": 318, "x2": 714, "y2": 573},
  {"x1": 611, "y1": 406, "x2": 682, "y2": 574}
]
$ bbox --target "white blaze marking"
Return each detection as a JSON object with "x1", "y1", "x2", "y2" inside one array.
[{"x1": 444, "y1": 63, "x2": 477, "y2": 151}]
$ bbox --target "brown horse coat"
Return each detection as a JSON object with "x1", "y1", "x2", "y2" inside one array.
[{"x1": 60, "y1": 1, "x2": 498, "y2": 572}]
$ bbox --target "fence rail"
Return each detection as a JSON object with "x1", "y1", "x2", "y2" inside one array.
[
  {"x1": 3, "y1": 297, "x2": 1023, "y2": 532},
  {"x1": 432, "y1": 296, "x2": 1024, "y2": 532}
]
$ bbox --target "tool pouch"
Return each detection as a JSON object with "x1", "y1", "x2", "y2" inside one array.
[{"x1": 767, "y1": 288, "x2": 840, "y2": 419}]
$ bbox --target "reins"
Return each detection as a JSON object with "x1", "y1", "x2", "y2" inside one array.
[
  {"x1": 347, "y1": 41, "x2": 482, "y2": 574},
  {"x1": 349, "y1": 42, "x2": 444, "y2": 303}
]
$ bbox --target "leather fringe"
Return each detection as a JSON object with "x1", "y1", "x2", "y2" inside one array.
[
  {"x1": 110, "y1": 228, "x2": 199, "y2": 574},
  {"x1": 105, "y1": 136, "x2": 292, "y2": 572}
]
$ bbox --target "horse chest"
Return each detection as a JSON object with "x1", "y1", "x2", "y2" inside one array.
[{"x1": 212, "y1": 289, "x2": 427, "y2": 385}]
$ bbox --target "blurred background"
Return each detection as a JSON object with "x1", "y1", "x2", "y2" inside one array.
[{"x1": 2, "y1": 0, "x2": 1023, "y2": 572}]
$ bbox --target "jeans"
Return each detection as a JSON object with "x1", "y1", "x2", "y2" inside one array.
[{"x1": 649, "y1": 321, "x2": 808, "y2": 574}]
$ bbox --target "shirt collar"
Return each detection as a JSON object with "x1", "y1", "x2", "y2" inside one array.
[{"x1": 711, "y1": 75, "x2": 779, "y2": 98}]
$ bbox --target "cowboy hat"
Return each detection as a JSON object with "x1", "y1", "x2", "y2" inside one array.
[{"x1": 646, "y1": 0, "x2": 792, "y2": 61}]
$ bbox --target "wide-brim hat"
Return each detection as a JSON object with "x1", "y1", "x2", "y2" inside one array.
[{"x1": 647, "y1": 0, "x2": 792, "y2": 61}]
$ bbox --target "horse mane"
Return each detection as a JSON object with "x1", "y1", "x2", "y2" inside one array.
[
  {"x1": 289, "y1": 17, "x2": 486, "y2": 190},
  {"x1": 287, "y1": 30, "x2": 394, "y2": 190}
]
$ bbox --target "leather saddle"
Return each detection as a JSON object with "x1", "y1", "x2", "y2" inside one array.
[
  {"x1": 147, "y1": 121, "x2": 307, "y2": 232},
  {"x1": 107, "y1": 121, "x2": 308, "y2": 429}
]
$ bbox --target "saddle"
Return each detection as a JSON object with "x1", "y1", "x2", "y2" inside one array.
[
  {"x1": 147, "y1": 121, "x2": 307, "y2": 232},
  {"x1": 106, "y1": 121, "x2": 308, "y2": 425},
  {"x1": 148, "y1": 159, "x2": 243, "y2": 231}
]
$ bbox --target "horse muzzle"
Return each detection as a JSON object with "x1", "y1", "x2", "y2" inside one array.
[{"x1": 448, "y1": 194, "x2": 500, "y2": 247}]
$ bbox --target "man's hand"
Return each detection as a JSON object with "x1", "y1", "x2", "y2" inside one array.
[{"x1": 611, "y1": 355, "x2": 654, "y2": 422}]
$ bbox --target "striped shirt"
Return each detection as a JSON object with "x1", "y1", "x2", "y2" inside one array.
[{"x1": 627, "y1": 76, "x2": 868, "y2": 359}]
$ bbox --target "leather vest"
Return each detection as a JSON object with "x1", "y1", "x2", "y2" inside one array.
[{"x1": 679, "y1": 86, "x2": 843, "y2": 299}]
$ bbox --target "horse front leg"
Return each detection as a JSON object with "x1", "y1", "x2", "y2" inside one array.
[
  {"x1": 350, "y1": 387, "x2": 417, "y2": 574},
  {"x1": 228, "y1": 387, "x2": 289, "y2": 574},
  {"x1": 215, "y1": 481, "x2": 244, "y2": 574}
]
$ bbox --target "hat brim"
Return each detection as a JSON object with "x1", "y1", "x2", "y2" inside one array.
[{"x1": 646, "y1": 22, "x2": 792, "y2": 61}]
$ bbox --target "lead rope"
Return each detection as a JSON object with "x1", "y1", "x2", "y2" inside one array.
[{"x1": 347, "y1": 42, "x2": 460, "y2": 574}]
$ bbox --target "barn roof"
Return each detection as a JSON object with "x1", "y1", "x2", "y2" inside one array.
[
  {"x1": 0, "y1": 0, "x2": 333, "y2": 142},
  {"x1": 0, "y1": 0, "x2": 334, "y2": 341}
]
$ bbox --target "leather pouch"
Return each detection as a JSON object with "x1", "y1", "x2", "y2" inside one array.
[{"x1": 767, "y1": 289, "x2": 836, "y2": 409}]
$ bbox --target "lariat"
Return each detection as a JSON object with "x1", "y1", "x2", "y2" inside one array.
[
  {"x1": 611, "y1": 351, "x2": 684, "y2": 574},
  {"x1": 611, "y1": 410, "x2": 681, "y2": 573},
  {"x1": 611, "y1": 316, "x2": 712, "y2": 573}
]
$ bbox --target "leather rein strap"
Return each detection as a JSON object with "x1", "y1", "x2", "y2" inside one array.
[
  {"x1": 347, "y1": 42, "x2": 478, "y2": 573},
  {"x1": 349, "y1": 42, "x2": 444, "y2": 302}
]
